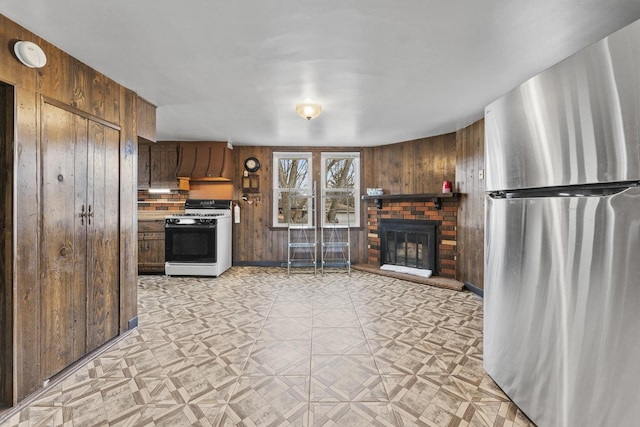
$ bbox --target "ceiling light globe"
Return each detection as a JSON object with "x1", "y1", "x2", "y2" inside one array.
[{"x1": 296, "y1": 102, "x2": 322, "y2": 120}]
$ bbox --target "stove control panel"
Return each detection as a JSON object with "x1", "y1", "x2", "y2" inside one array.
[{"x1": 165, "y1": 217, "x2": 217, "y2": 225}]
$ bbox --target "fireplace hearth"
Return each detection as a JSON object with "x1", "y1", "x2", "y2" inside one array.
[{"x1": 379, "y1": 219, "x2": 439, "y2": 275}]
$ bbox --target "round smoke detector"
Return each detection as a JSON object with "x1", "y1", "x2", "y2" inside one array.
[{"x1": 14, "y1": 41, "x2": 47, "y2": 68}]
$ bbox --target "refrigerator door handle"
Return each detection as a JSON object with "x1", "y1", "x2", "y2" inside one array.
[{"x1": 492, "y1": 181, "x2": 640, "y2": 199}]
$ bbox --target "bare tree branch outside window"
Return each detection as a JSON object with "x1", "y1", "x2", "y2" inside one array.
[
  {"x1": 274, "y1": 152, "x2": 359, "y2": 227},
  {"x1": 324, "y1": 157, "x2": 355, "y2": 224},
  {"x1": 278, "y1": 158, "x2": 310, "y2": 224}
]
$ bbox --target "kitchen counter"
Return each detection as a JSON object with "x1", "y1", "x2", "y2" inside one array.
[{"x1": 138, "y1": 211, "x2": 181, "y2": 221}]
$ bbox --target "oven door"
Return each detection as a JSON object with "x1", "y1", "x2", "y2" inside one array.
[{"x1": 165, "y1": 222, "x2": 217, "y2": 263}]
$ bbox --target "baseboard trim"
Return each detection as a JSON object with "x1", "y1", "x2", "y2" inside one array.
[
  {"x1": 464, "y1": 281, "x2": 483, "y2": 298},
  {"x1": 232, "y1": 261, "x2": 282, "y2": 267},
  {"x1": 128, "y1": 316, "x2": 139, "y2": 330}
]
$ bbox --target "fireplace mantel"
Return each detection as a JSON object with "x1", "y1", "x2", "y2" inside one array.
[{"x1": 361, "y1": 192, "x2": 459, "y2": 210}]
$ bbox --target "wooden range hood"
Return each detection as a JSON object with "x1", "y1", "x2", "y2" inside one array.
[{"x1": 175, "y1": 142, "x2": 233, "y2": 187}]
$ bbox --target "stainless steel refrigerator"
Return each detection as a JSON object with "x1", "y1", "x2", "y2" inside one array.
[{"x1": 484, "y1": 18, "x2": 640, "y2": 427}]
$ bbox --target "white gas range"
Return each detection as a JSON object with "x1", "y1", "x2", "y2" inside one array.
[{"x1": 164, "y1": 199, "x2": 232, "y2": 277}]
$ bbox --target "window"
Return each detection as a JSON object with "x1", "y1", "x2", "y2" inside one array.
[
  {"x1": 273, "y1": 152, "x2": 313, "y2": 227},
  {"x1": 321, "y1": 152, "x2": 360, "y2": 227},
  {"x1": 272, "y1": 151, "x2": 361, "y2": 227}
]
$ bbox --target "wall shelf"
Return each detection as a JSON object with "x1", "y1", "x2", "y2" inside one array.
[
  {"x1": 361, "y1": 193, "x2": 459, "y2": 210},
  {"x1": 242, "y1": 173, "x2": 260, "y2": 193}
]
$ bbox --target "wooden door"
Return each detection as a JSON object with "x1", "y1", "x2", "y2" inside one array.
[
  {"x1": 85, "y1": 120, "x2": 120, "y2": 352},
  {"x1": 40, "y1": 102, "x2": 88, "y2": 380},
  {"x1": 0, "y1": 83, "x2": 14, "y2": 406},
  {"x1": 40, "y1": 103, "x2": 121, "y2": 378}
]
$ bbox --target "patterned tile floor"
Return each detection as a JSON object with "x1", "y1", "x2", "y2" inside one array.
[{"x1": 0, "y1": 267, "x2": 534, "y2": 426}]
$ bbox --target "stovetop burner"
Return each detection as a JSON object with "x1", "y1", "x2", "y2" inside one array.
[
  {"x1": 172, "y1": 199, "x2": 233, "y2": 219},
  {"x1": 184, "y1": 199, "x2": 232, "y2": 210}
]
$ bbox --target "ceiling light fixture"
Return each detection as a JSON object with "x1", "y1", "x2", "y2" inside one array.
[
  {"x1": 295, "y1": 102, "x2": 323, "y2": 120},
  {"x1": 13, "y1": 41, "x2": 47, "y2": 68}
]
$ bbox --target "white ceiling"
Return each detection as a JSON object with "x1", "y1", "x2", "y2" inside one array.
[{"x1": 2, "y1": 1, "x2": 640, "y2": 147}]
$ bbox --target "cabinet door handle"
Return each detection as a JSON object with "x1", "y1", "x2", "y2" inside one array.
[
  {"x1": 79, "y1": 204, "x2": 86, "y2": 225},
  {"x1": 87, "y1": 205, "x2": 93, "y2": 225}
]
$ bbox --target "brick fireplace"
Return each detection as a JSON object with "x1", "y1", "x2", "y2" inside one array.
[
  {"x1": 379, "y1": 218, "x2": 439, "y2": 274},
  {"x1": 366, "y1": 198, "x2": 457, "y2": 278}
]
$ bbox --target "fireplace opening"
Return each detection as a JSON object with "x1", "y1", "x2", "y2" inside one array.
[{"x1": 379, "y1": 219, "x2": 439, "y2": 275}]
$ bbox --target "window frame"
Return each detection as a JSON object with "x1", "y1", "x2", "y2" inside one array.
[
  {"x1": 320, "y1": 152, "x2": 360, "y2": 228},
  {"x1": 272, "y1": 151, "x2": 314, "y2": 228}
]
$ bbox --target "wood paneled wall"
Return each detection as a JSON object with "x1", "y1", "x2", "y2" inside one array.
[
  {"x1": 230, "y1": 127, "x2": 486, "y2": 289},
  {"x1": 361, "y1": 133, "x2": 457, "y2": 195},
  {"x1": 230, "y1": 135, "x2": 457, "y2": 266},
  {"x1": 0, "y1": 14, "x2": 139, "y2": 403},
  {"x1": 231, "y1": 146, "x2": 368, "y2": 265},
  {"x1": 231, "y1": 146, "x2": 282, "y2": 264},
  {"x1": 120, "y1": 89, "x2": 138, "y2": 332},
  {"x1": 455, "y1": 119, "x2": 485, "y2": 289}
]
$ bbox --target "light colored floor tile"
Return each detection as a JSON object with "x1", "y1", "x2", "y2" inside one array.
[
  {"x1": 269, "y1": 301, "x2": 313, "y2": 317},
  {"x1": 312, "y1": 328, "x2": 369, "y2": 355},
  {"x1": 309, "y1": 402, "x2": 397, "y2": 426},
  {"x1": 313, "y1": 308, "x2": 359, "y2": 328},
  {"x1": 312, "y1": 295, "x2": 354, "y2": 309},
  {"x1": 224, "y1": 376, "x2": 309, "y2": 426},
  {"x1": 310, "y1": 355, "x2": 388, "y2": 402},
  {"x1": 276, "y1": 288, "x2": 317, "y2": 302},
  {"x1": 243, "y1": 340, "x2": 312, "y2": 376},
  {"x1": 0, "y1": 268, "x2": 534, "y2": 427},
  {"x1": 359, "y1": 315, "x2": 414, "y2": 341},
  {"x1": 260, "y1": 317, "x2": 313, "y2": 340},
  {"x1": 369, "y1": 339, "x2": 444, "y2": 376}
]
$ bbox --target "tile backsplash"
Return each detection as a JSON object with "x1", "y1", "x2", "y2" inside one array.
[{"x1": 137, "y1": 190, "x2": 187, "y2": 212}]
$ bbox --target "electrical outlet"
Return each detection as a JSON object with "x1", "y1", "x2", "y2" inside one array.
[{"x1": 479, "y1": 169, "x2": 484, "y2": 180}]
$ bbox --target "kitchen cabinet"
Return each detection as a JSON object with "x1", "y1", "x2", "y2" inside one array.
[
  {"x1": 138, "y1": 219, "x2": 166, "y2": 273},
  {"x1": 40, "y1": 101, "x2": 120, "y2": 380},
  {"x1": 136, "y1": 97, "x2": 156, "y2": 142},
  {"x1": 138, "y1": 141, "x2": 179, "y2": 189},
  {"x1": 138, "y1": 139, "x2": 151, "y2": 188}
]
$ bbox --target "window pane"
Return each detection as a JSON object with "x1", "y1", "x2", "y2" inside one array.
[
  {"x1": 323, "y1": 193, "x2": 355, "y2": 225},
  {"x1": 277, "y1": 191, "x2": 310, "y2": 225},
  {"x1": 324, "y1": 158, "x2": 355, "y2": 189},
  {"x1": 278, "y1": 158, "x2": 309, "y2": 189},
  {"x1": 322, "y1": 152, "x2": 359, "y2": 227},
  {"x1": 273, "y1": 152, "x2": 313, "y2": 227}
]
